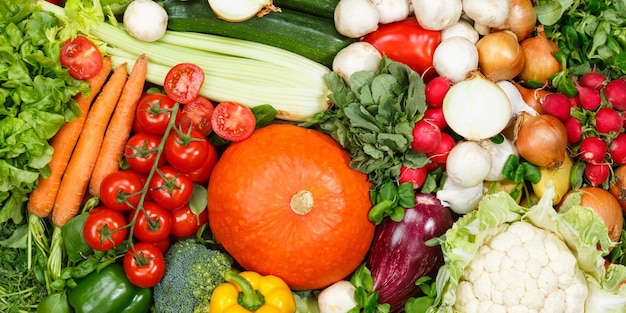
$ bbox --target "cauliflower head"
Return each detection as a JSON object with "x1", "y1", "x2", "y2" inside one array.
[
  {"x1": 429, "y1": 183, "x2": 626, "y2": 313},
  {"x1": 454, "y1": 221, "x2": 588, "y2": 313}
]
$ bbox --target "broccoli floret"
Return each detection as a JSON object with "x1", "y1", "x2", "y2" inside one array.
[{"x1": 154, "y1": 238, "x2": 234, "y2": 313}]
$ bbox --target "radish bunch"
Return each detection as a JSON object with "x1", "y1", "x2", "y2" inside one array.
[{"x1": 540, "y1": 71, "x2": 626, "y2": 187}]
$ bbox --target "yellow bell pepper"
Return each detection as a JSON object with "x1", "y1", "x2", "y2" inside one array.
[{"x1": 209, "y1": 270, "x2": 296, "y2": 313}]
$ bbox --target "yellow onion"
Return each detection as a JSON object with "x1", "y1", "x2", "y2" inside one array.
[
  {"x1": 514, "y1": 112, "x2": 567, "y2": 168},
  {"x1": 560, "y1": 187, "x2": 623, "y2": 244},
  {"x1": 513, "y1": 81, "x2": 548, "y2": 114},
  {"x1": 501, "y1": 0, "x2": 537, "y2": 41},
  {"x1": 476, "y1": 30, "x2": 525, "y2": 81},
  {"x1": 518, "y1": 25, "x2": 562, "y2": 84}
]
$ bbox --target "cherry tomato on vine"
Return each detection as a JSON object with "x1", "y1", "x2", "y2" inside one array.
[
  {"x1": 176, "y1": 96, "x2": 214, "y2": 136},
  {"x1": 60, "y1": 35, "x2": 103, "y2": 79},
  {"x1": 164, "y1": 128, "x2": 211, "y2": 173},
  {"x1": 164, "y1": 63, "x2": 204, "y2": 104},
  {"x1": 148, "y1": 166, "x2": 193, "y2": 210},
  {"x1": 83, "y1": 207, "x2": 128, "y2": 251},
  {"x1": 170, "y1": 205, "x2": 208, "y2": 238},
  {"x1": 123, "y1": 242, "x2": 165, "y2": 288},
  {"x1": 135, "y1": 93, "x2": 176, "y2": 135},
  {"x1": 99, "y1": 170, "x2": 144, "y2": 211},
  {"x1": 124, "y1": 132, "x2": 166, "y2": 173},
  {"x1": 133, "y1": 201, "x2": 173, "y2": 243},
  {"x1": 211, "y1": 101, "x2": 256, "y2": 142},
  {"x1": 186, "y1": 142, "x2": 218, "y2": 184},
  {"x1": 363, "y1": 18, "x2": 441, "y2": 82},
  {"x1": 151, "y1": 237, "x2": 171, "y2": 254}
]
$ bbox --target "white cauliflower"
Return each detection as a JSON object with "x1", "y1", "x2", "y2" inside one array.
[
  {"x1": 428, "y1": 183, "x2": 626, "y2": 313},
  {"x1": 454, "y1": 222, "x2": 588, "y2": 313}
]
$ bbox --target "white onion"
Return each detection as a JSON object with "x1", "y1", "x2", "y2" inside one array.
[
  {"x1": 432, "y1": 36, "x2": 478, "y2": 83},
  {"x1": 332, "y1": 42, "x2": 382, "y2": 84},
  {"x1": 462, "y1": 0, "x2": 510, "y2": 28},
  {"x1": 436, "y1": 178, "x2": 484, "y2": 215},
  {"x1": 496, "y1": 80, "x2": 539, "y2": 125},
  {"x1": 123, "y1": 0, "x2": 168, "y2": 42},
  {"x1": 412, "y1": 0, "x2": 463, "y2": 31},
  {"x1": 480, "y1": 137, "x2": 518, "y2": 181},
  {"x1": 442, "y1": 72, "x2": 512, "y2": 140},
  {"x1": 441, "y1": 19, "x2": 479, "y2": 44},
  {"x1": 334, "y1": 0, "x2": 380, "y2": 38},
  {"x1": 208, "y1": 0, "x2": 277, "y2": 22},
  {"x1": 446, "y1": 141, "x2": 492, "y2": 187},
  {"x1": 373, "y1": 0, "x2": 410, "y2": 24}
]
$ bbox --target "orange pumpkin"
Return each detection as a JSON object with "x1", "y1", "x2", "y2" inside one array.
[{"x1": 207, "y1": 124, "x2": 375, "y2": 290}]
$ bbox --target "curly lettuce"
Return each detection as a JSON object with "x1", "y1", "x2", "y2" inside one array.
[
  {"x1": 0, "y1": 0, "x2": 88, "y2": 224},
  {"x1": 428, "y1": 183, "x2": 626, "y2": 313}
]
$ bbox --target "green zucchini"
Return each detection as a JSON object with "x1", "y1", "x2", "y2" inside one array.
[
  {"x1": 159, "y1": 0, "x2": 354, "y2": 68},
  {"x1": 272, "y1": 0, "x2": 340, "y2": 19}
]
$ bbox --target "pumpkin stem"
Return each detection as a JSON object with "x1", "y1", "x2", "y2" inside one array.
[{"x1": 290, "y1": 190, "x2": 313, "y2": 215}]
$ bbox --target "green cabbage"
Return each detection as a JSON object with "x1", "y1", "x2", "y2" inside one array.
[{"x1": 429, "y1": 183, "x2": 626, "y2": 312}]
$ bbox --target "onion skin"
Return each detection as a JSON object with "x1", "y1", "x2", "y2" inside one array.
[
  {"x1": 514, "y1": 112, "x2": 567, "y2": 168},
  {"x1": 367, "y1": 193, "x2": 453, "y2": 312},
  {"x1": 560, "y1": 187, "x2": 623, "y2": 244},
  {"x1": 518, "y1": 25, "x2": 562, "y2": 84},
  {"x1": 500, "y1": 0, "x2": 536, "y2": 41},
  {"x1": 513, "y1": 82, "x2": 547, "y2": 114},
  {"x1": 476, "y1": 30, "x2": 525, "y2": 81}
]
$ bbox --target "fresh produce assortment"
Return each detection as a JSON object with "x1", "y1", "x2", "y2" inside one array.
[{"x1": 3, "y1": 0, "x2": 626, "y2": 313}]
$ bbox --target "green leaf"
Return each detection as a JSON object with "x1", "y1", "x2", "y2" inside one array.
[
  {"x1": 251, "y1": 104, "x2": 277, "y2": 128},
  {"x1": 0, "y1": 224, "x2": 28, "y2": 248},
  {"x1": 189, "y1": 184, "x2": 208, "y2": 215},
  {"x1": 37, "y1": 292, "x2": 70, "y2": 313}
]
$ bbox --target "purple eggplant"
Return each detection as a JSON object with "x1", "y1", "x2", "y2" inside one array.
[{"x1": 367, "y1": 193, "x2": 454, "y2": 312}]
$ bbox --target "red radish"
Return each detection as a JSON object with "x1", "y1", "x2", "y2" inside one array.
[
  {"x1": 609, "y1": 133, "x2": 626, "y2": 165},
  {"x1": 398, "y1": 165, "x2": 428, "y2": 189},
  {"x1": 579, "y1": 136, "x2": 607, "y2": 163},
  {"x1": 569, "y1": 94, "x2": 580, "y2": 108},
  {"x1": 423, "y1": 107, "x2": 447, "y2": 130},
  {"x1": 425, "y1": 76, "x2": 451, "y2": 108},
  {"x1": 604, "y1": 78, "x2": 626, "y2": 110},
  {"x1": 595, "y1": 107, "x2": 623, "y2": 134},
  {"x1": 564, "y1": 117, "x2": 583, "y2": 144},
  {"x1": 541, "y1": 92, "x2": 572, "y2": 122},
  {"x1": 426, "y1": 132, "x2": 455, "y2": 165},
  {"x1": 579, "y1": 70, "x2": 606, "y2": 90},
  {"x1": 585, "y1": 162, "x2": 610, "y2": 186},
  {"x1": 411, "y1": 119, "x2": 441, "y2": 154},
  {"x1": 575, "y1": 79, "x2": 602, "y2": 110}
]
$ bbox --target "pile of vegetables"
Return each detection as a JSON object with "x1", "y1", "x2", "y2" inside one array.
[{"x1": 3, "y1": 0, "x2": 626, "y2": 312}]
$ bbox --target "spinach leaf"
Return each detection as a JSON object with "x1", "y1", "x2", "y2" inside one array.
[{"x1": 302, "y1": 58, "x2": 431, "y2": 224}]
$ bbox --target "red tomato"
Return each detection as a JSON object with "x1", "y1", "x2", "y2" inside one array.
[
  {"x1": 99, "y1": 170, "x2": 144, "y2": 211},
  {"x1": 170, "y1": 205, "x2": 208, "y2": 238},
  {"x1": 83, "y1": 208, "x2": 128, "y2": 251},
  {"x1": 133, "y1": 201, "x2": 173, "y2": 243},
  {"x1": 164, "y1": 63, "x2": 205, "y2": 104},
  {"x1": 176, "y1": 96, "x2": 215, "y2": 136},
  {"x1": 135, "y1": 93, "x2": 177, "y2": 135},
  {"x1": 186, "y1": 142, "x2": 218, "y2": 184},
  {"x1": 123, "y1": 242, "x2": 165, "y2": 288},
  {"x1": 211, "y1": 101, "x2": 256, "y2": 142},
  {"x1": 164, "y1": 129, "x2": 211, "y2": 173},
  {"x1": 60, "y1": 36, "x2": 103, "y2": 80},
  {"x1": 148, "y1": 166, "x2": 193, "y2": 210},
  {"x1": 363, "y1": 18, "x2": 441, "y2": 82},
  {"x1": 124, "y1": 133, "x2": 166, "y2": 174}
]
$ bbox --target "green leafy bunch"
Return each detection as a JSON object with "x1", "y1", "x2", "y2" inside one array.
[{"x1": 302, "y1": 57, "x2": 431, "y2": 223}]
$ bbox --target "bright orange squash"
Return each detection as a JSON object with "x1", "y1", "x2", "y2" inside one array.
[{"x1": 207, "y1": 124, "x2": 375, "y2": 290}]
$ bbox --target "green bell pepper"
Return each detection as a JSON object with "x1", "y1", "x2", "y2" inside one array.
[{"x1": 68, "y1": 263, "x2": 152, "y2": 313}]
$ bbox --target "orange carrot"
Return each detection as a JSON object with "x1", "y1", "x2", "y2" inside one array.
[
  {"x1": 51, "y1": 63, "x2": 128, "y2": 227},
  {"x1": 27, "y1": 57, "x2": 113, "y2": 218},
  {"x1": 89, "y1": 54, "x2": 148, "y2": 197}
]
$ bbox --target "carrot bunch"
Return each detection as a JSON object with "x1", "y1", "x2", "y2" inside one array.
[{"x1": 27, "y1": 54, "x2": 148, "y2": 227}]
